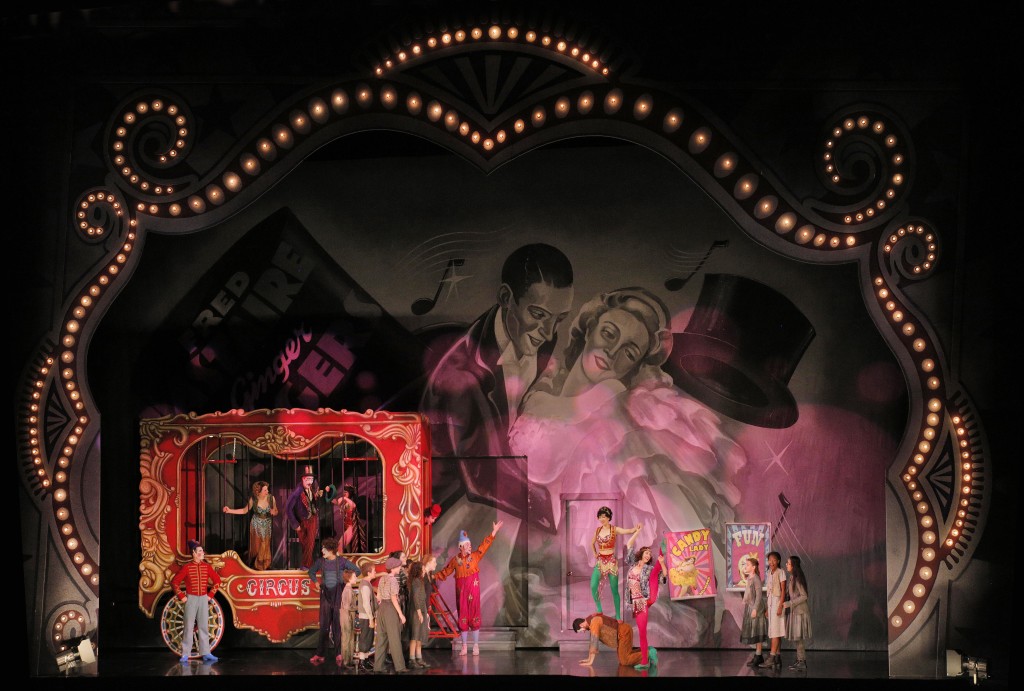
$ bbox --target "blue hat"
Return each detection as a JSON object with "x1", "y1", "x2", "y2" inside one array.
[
  {"x1": 458, "y1": 530, "x2": 470, "y2": 545},
  {"x1": 187, "y1": 540, "x2": 201, "y2": 553}
]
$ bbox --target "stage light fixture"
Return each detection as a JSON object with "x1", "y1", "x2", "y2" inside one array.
[
  {"x1": 945, "y1": 649, "x2": 988, "y2": 684},
  {"x1": 54, "y1": 634, "x2": 96, "y2": 674}
]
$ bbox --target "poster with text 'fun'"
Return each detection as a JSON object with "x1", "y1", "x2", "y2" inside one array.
[
  {"x1": 725, "y1": 522, "x2": 771, "y2": 592},
  {"x1": 665, "y1": 528, "x2": 716, "y2": 600}
]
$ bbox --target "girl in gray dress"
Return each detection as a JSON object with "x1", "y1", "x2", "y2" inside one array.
[
  {"x1": 783, "y1": 555, "x2": 812, "y2": 670},
  {"x1": 739, "y1": 555, "x2": 768, "y2": 667},
  {"x1": 407, "y1": 555, "x2": 437, "y2": 668}
]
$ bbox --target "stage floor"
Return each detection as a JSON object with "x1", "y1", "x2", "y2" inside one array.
[{"x1": 27, "y1": 647, "x2": 997, "y2": 691}]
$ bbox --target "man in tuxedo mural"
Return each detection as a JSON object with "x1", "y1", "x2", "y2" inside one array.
[
  {"x1": 421, "y1": 242, "x2": 574, "y2": 464},
  {"x1": 420, "y1": 243, "x2": 573, "y2": 626}
]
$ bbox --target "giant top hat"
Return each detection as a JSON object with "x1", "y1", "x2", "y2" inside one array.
[
  {"x1": 300, "y1": 464, "x2": 315, "y2": 479},
  {"x1": 666, "y1": 273, "x2": 815, "y2": 429}
]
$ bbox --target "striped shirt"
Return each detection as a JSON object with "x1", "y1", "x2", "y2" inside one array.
[{"x1": 378, "y1": 572, "x2": 400, "y2": 600}]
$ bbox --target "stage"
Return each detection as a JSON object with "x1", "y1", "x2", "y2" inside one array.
[{"x1": 25, "y1": 646, "x2": 999, "y2": 691}]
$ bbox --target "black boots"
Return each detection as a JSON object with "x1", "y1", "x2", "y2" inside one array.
[
  {"x1": 788, "y1": 658, "x2": 807, "y2": 671},
  {"x1": 758, "y1": 653, "x2": 781, "y2": 669},
  {"x1": 746, "y1": 653, "x2": 764, "y2": 667}
]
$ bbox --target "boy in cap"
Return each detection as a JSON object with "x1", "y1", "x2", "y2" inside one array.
[
  {"x1": 353, "y1": 563, "x2": 377, "y2": 670},
  {"x1": 434, "y1": 521, "x2": 503, "y2": 655},
  {"x1": 170, "y1": 539, "x2": 222, "y2": 662},
  {"x1": 373, "y1": 556, "x2": 409, "y2": 673}
]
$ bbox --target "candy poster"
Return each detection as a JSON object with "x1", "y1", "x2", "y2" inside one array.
[{"x1": 664, "y1": 528, "x2": 717, "y2": 600}]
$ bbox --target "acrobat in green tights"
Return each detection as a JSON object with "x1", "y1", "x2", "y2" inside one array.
[{"x1": 591, "y1": 506, "x2": 640, "y2": 620}]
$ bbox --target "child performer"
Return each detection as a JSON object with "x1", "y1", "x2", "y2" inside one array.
[
  {"x1": 760, "y1": 551, "x2": 787, "y2": 670},
  {"x1": 739, "y1": 555, "x2": 767, "y2": 667},
  {"x1": 783, "y1": 555, "x2": 812, "y2": 671}
]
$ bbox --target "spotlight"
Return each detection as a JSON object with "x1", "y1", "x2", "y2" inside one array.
[
  {"x1": 55, "y1": 634, "x2": 96, "y2": 674},
  {"x1": 946, "y1": 649, "x2": 988, "y2": 684}
]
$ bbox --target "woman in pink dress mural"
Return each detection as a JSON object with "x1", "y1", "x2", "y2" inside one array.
[{"x1": 509, "y1": 286, "x2": 746, "y2": 644}]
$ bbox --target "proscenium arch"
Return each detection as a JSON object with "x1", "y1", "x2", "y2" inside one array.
[{"x1": 15, "y1": 14, "x2": 988, "y2": 658}]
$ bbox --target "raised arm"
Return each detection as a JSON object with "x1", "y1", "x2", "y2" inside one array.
[
  {"x1": 625, "y1": 524, "x2": 642, "y2": 549},
  {"x1": 434, "y1": 556, "x2": 456, "y2": 582}
]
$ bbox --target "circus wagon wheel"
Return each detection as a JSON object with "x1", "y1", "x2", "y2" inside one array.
[{"x1": 160, "y1": 596, "x2": 225, "y2": 656}]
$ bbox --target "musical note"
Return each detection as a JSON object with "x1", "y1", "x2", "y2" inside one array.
[
  {"x1": 411, "y1": 258, "x2": 466, "y2": 315},
  {"x1": 664, "y1": 239, "x2": 729, "y2": 291}
]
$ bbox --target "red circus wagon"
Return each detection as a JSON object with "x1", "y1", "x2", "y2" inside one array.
[{"x1": 137, "y1": 408, "x2": 450, "y2": 653}]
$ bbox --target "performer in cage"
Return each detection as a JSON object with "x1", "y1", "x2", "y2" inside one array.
[
  {"x1": 222, "y1": 480, "x2": 278, "y2": 570},
  {"x1": 286, "y1": 465, "x2": 322, "y2": 569},
  {"x1": 327, "y1": 483, "x2": 367, "y2": 553}
]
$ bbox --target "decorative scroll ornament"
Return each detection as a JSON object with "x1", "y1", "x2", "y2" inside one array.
[
  {"x1": 73, "y1": 189, "x2": 128, "y2": 243},
  {"x1": 882, "y1": 221, "x2": 941, "y2": 280},
  {"x1": 362, "y1": 422, "x2": 424, "y2": 555},
  {"x1": 106, "y1": 94, "x2": 198, "y2": 198},
  {"x1": 808, "y1": 109, "x2": 914, "y2": 229},
  {"x1": 252, "y1": 426, "x2": 312, "y2": 455}
]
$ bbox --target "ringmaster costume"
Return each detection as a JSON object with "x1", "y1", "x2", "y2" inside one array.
[
  {"x1": 285, "y1": 465, "x2": 321, "y2": 568},
  {"x1": 170, "y1": 539, "x2": 222, "y2": 662}
]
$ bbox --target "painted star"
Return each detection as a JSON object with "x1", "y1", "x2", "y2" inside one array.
[
  {"x1": 760, "y1": 440, "x2": 792, "y2": 475},
  {"x1": 442, "y1": 267, "x2": 472, "y2": 301}
]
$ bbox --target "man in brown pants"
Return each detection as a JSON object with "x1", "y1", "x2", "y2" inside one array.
[{"x1": 573, "y1": 613, "x2": 656, "y2": 668}]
